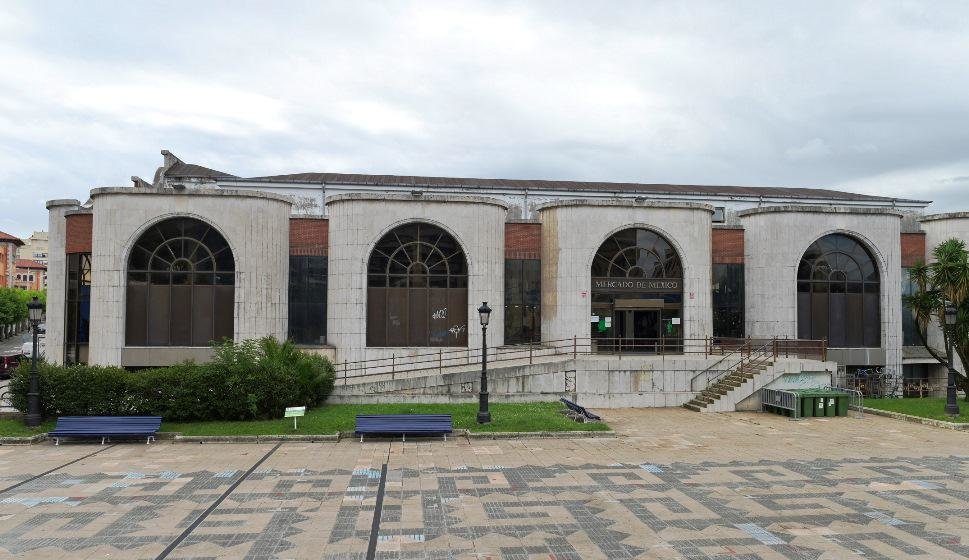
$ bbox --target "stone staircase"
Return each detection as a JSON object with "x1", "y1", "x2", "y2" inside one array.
[{"x1": 683, "y1": 356, "x2": 774, "y2": 412}]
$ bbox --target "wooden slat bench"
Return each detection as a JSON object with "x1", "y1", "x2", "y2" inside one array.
[
  {"x1": 48, "y1": 416, "x2": 162, "y2": 445},
  {"x1": 355, "y1": 414, "x2": 453, "y2": 442},
  {"x1": 560, "y1": 398, "x2": 602, "y2": 421}
]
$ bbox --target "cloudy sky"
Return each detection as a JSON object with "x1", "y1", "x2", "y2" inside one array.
[{"x1": 1, "y1": 1, "x2": 968, "y2": 237}]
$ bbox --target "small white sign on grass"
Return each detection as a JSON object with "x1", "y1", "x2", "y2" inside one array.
[{"x1": 285, "y1": 406, "x2": 306, "y2": 430}]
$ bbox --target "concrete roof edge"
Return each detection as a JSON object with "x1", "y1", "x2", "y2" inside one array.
[
  {"x1": 89, "y1": 186, "x2": 293, "y2": 205},
  {"x1": 919, "y1": 212, "x2": 969, "y2": 223},
  {"x1": 535, "y1": 199, "x2": 715, "y2": 212},
  {"x1": 324, "y1": 192, "x2": 511, "y2": 209},
  {"x1": 737, "y1": 205, "x2": 904, "y2": 218},
  {"x1": 64, "y1": 208, "x2": 93, "y2": 217},
  {"x1": 46, "y1": 199, "x2": 81, "y2": 209}
]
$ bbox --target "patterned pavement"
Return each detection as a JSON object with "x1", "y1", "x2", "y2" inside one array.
[{"x1": 0, "y1": 408, "x2": 967, "y2": 559}]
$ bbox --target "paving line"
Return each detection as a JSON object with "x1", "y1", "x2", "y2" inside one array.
[
  {"x1": 154, "y1": 442, "x2": 282, "y2": 560},
  {"x1": 365, "y1": 463, "x2": 389, "y2": 560},
  {"x1": 0, "y1": 444, "x2": 117, "y2": 496}
]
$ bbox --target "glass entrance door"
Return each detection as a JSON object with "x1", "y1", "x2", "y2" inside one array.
[{"x1": 615, "y1": 309, "x2": 661, "y2": 353}]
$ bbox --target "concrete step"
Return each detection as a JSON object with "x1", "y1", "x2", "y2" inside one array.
[{"x1": 683, "y1": 402, "x2": 705, "y2": 412}]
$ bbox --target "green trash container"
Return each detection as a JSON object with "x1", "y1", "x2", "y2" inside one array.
[
  {"x1": 836, "y1": 394, "x2": 849, "y2": 416},
  {"x1": 824, "y1": 395, "x2": 837, "y2": 417},
  {"x1": 799, "y1": 394, "x2": 815, "y2": 418}
]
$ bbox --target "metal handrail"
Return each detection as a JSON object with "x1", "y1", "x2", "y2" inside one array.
[
  {"x1": 333, "y1": 335, "x2": 827, "y2": 383},
  {"x1": 690, "y1": 340, "x2": 775, "y2": 392}
]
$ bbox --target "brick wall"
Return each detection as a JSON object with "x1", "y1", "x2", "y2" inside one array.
[
  {"x1": 65, "y1": 214, "x2": 93, "y2": 254},
  {"x1": 901, "y1": 232, "x2": 926, "y2": 268},
  {"x1": 712, "y1": 228, "x2": 744, "y2": 264},
  {"x1": 505, "y1": 223, "x2": 541, "y2": 260},
  {"x1": 290, "y1": 218, "x2": 328, "y2": 256}
]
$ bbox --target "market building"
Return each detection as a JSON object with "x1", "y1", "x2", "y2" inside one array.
[{"x1": 43, "y1": 150, "x2": 963, "y2": 408}]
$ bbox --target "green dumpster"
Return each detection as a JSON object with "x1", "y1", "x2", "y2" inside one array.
[
  {"x1": 824, "y1": 395, "x2": 837, "y2": 417},
  {"x1": 799, "y1": 395, "x2": 814, "y2": 417},
  {"x1": 836, "y1": 394, "x2": 849, "y2": 416}
]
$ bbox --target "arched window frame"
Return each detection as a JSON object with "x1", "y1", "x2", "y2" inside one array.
[
  {"x1": 797, "y1": 233, "x2": 880, "y2": 348},
  {"x1": 125, "y1": 217, "x2": 235, "y2": 347},
  {"x1": 591, "y1": 229, "x2": 682, "y2": 278},
  {"x1": 366, "y1": 222, "x2": 468, "y2": 347}
]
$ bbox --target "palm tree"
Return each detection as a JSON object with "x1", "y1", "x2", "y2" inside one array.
[{"x1": 905, "y1": 239, "x2": 969, "y2": 400}]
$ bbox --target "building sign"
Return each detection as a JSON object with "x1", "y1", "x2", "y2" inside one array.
[{"x1": 591, "y1": 277, "x2": 681, "y2": 293}]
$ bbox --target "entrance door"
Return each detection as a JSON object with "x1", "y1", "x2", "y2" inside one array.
[{"x1": 615, "y1": 309, "x2": 661, "y2": 353}]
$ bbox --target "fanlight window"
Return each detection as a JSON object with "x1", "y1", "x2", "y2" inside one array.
[
  {"x1": 592, "y1": 228, "x2": 682, "y2": 278},
  {"x1": 367, "y1": 222, "x2": 468, "y2": 346},
  {"x1": 125, "y1": 217, "x2": 235, "y2": 346},
  {"x1": 797, "y1": 233, "x2": 880, "y2": 347}
]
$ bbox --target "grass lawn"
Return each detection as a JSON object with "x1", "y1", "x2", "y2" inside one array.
[
  {"x1": 0, "y1": 419, "x2": 56, "y2": 437},
  {"x1": 162, "y1": 402, "x2": 610, "y2": 436},
  {"x1": 865, "y1": 397, "x2": 969, "y2": 423}
]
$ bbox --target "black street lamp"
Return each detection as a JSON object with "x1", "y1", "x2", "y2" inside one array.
[
  {"x1": 944, "y1": 303, "x2": 960, "y2": 417},
  {"x1": 25, "y1": 296, "x2": 44, "y2": 428},
  {"x1": 477, "y1": 302, "x2": 492, "y2": 424}
]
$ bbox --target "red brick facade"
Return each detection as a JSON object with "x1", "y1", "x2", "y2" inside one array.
[
  {"x1": 505, "y1": 223, "x2": 541, "y2": 260},
  {"x1": 901, "y1": 232, "x2": 926, "y2": 268},
  {"x1": 712, "y1": 228, "x2": 744, "y2": 264},
  {"x1": 290, "y1": 218, "x2": 328, "y2": 256},
  {"x1": 65, "y1": 214, "x2": 93, "y2": 254}
]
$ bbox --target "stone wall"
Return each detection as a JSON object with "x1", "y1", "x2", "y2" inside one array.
[
  {"x1": 740, "y1": 206, "x2": 903, "y2": 377},
  {"x1": 537, "y1": 200, "x2": 714, "y2": 344},
  {"x1": 919, "y1": 213, "x2": 969, "y2": 375},
  {"x1": 86, "y1": 187, "x2": 292, "y2": 366},
  {"x1": 44, "y1": 199, "x2": 82, "y2": 365},
  {"x1": 325, "y1": 193, "x2": 508, "y2": 366}
]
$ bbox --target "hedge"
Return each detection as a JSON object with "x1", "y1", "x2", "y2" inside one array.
[{"x1": 9, "y1": 337, "x2": 335, "y2": 422}]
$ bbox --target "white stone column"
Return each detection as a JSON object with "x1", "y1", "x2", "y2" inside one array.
[{"x1": 44, "y1": 199, "x2": 81, "y2": 365}]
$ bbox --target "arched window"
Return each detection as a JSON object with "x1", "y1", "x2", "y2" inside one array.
[
  {"x1": 592, "y1": 228, "x2": 682, "y2": 278},
  {"x1": 797, "y1": 233, "x2": 880, "y2": 347},
  {"x1": 367, "y1": 222, "x2": 468, "y2": 346},
  {"x1": 125, "y1": 217, "x2": 235, "y2": 346},
  {"x1": 590, "y1": 228, "x2": 683, "y2": 352}
]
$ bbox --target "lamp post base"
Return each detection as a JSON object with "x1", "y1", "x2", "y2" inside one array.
[{"x1": 477, "y1": 410, "x2": 491, "y2": 424}]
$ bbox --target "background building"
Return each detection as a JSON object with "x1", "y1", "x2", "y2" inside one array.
[
  {"x1": 0, "y1": 232, "x2": 24, "y2": 288},
  {"x1": 43, "y1": 150, "x2": 964, "y2": 406}
]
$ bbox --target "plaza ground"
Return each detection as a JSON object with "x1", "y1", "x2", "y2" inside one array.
[{"x1": 0, "y1": 408, "x2": 968, "y2": 559}]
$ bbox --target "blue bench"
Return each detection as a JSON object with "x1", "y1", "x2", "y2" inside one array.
[
  {"x1": 355, "y1": 414, "x2": 452, "y2": 442},
  {"x1": 560, "y1": 398, "x2": 601, "y2": 421},
  {"x1": 49, "y1": 416, "x2": 162, "y2": 445}
]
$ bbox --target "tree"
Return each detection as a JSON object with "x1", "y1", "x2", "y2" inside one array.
[{"x1": 904, "y1": 238, "x2": 969, "y2": 400}]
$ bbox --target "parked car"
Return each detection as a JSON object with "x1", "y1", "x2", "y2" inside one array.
[{"x1": 0, "y1": 354, "x2": 19, "y2": 380}]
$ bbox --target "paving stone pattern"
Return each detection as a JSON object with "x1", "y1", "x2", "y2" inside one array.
[{"x1": 0, "y1": 409, "x2": 967, "y2": 559}]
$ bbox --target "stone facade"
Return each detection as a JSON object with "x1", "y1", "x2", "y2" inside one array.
[
  {"x1": 538, "y1": 200, "x2": 714, "y2": 344},
  {"x1": 44, "y1": 199, "x2": 82, "y2": 365},
  {"x1": 325, "y1": 193, "x2": 508, "y2": 365},
  {"x1": 739, "y1": 206, "x2": 904, "y2": 378},
  {"x1": 84, "y1": 187, "x2": 291, "y2": 366},
  {"x1": 918, "y1": 213, "x2": 969, "y2": 375}
]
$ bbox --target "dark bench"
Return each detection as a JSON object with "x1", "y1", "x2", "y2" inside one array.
[
  {"x1": 560, "y1": 398, "x2": 601, "y2": 421},
  {"x1": 355, "y1": 414, "x2": 452, "y2": 442},
  {"x1": 49, "y1": 416, "x2": 162, "y2": 445}
]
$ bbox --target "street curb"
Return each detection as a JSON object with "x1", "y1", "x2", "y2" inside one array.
[
  {"x1": 0, "y1": 433, "x2": 47, "y2": 445},
  {"x1": 863, "y1": 407, "x2": 969, "y2": 431},
  {"x1": 466, "y1": 430, "x2": 618, "y2": 439},
  {"x1": 172, "y1": 433, "x2": 340, "y2": 443}
]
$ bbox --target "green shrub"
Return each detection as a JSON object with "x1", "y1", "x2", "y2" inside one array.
[{"x1": 9, "y1": 337, "x2": 336, "y2": 421}]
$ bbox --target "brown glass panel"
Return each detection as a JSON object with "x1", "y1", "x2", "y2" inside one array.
[
  {"x1": 213, "y1": 285, "x2": 234, "y2": 342},
  {"x1": 192, "y1": 285, "x2": 214, "y2": 346},
  {"x1": 170, "y1": 285, "x2": 192, "y2": 345},
  {"x1": 408, "y1": 289, "x2": 429, "y2": 346},
  {"x1": 428, "y1": 289, "x2": 450, "y2": 345},
  {"x1": 828, "y1": 293, "x2": 846, "y2": 347},
  {"x1": 811, "y1": 292, "x2": 828, "y2": 341},
  {"x1": 386, "y1": 287, "x2": 408, "y2": 346},
  {"x1": 126, "y1": 283, "x2": 148, "y2": 345},
  {"x1": 863, "y1": 292, "x2": 880, "y2": 347},
  {"x1": 797, "y1": 292, "x2": 811, "y2": 339},
  {"x1": 845, "y1": 291, "x2": 863, "y2": 347},
  {"x1": 367, "y1": 288, "x2": 387, "y2": 346},
  {"x1": 447, "y1": 289, "x2": 469, "y2": 346},
  {"x1": 147, "y1": 285, "x2": 171, "y2": 345}
]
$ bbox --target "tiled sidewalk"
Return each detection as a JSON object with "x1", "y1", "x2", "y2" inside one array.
[{"x1": 0, "y1": 409, "x2": 967, "y2": 559}]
